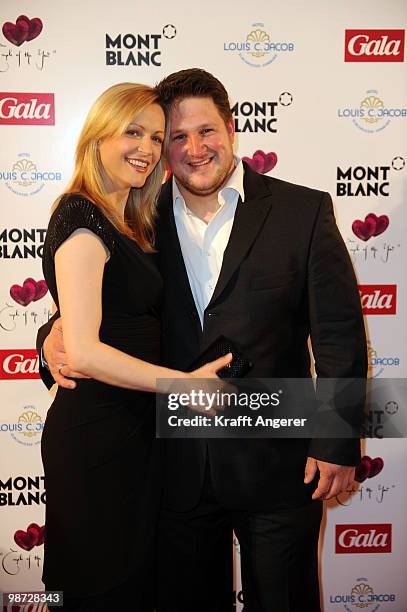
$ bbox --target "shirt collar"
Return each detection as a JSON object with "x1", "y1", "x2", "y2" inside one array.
[{"x1": 172, "y1": 157, "x2": 245, "y2": 213}]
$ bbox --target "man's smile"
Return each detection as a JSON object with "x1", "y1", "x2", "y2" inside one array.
[{"x1": 187, "y1": 157, "x2": 214, "y2": 169}]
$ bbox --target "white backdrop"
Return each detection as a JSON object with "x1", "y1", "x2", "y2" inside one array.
[{"x1": 1, "y1": 1, "x2": 406, "y2": 610}]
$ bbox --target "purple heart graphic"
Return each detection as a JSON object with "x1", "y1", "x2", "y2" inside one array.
[
  {"x1": 2, "y1": 15, "x2": 43, "y2": 47},
  {"x1": 10, "y1": 277, "x2": 48, "y2": 306},
  {"x1": 242, "y1": 150, "x2": 278, "y2": 174}
]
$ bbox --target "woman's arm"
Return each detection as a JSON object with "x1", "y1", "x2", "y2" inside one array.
[{"x1": 55, "y1": 229, "x2": 213, "y2": 392}]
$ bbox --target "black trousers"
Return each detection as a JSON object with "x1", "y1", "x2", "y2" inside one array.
[
  {"x1": 47, "y1": 572, "x2": 154, "y2": 611},
  {"x1": 156, "y1": 462, "x2": 322, "y2": 612}
]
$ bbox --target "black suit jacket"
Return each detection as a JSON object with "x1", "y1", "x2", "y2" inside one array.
[
  {"x1": 156, "y1": 164, "x2": 367, "y2": 511},
  {"x1": 37, "y1": 164, "x2": 367, "y2": 511}
]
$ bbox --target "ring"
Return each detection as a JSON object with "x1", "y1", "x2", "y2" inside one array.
[{"x1": 57, "y1": 364, "x2": 64, "y2": 374}]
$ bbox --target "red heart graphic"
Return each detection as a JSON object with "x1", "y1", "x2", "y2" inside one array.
[
  {"x1": 2, "y1": 15, "x2": 43, "y2": 47},
  {"x1": 2, "y1": 17, "x2": 29, "y2": 46},
  {"x1": 365, "y1": 213, "x2": 389, "y2": 237},
  {"x1": 27, "y1": 527, "x2": 40, "y2": 546},
  {"x1": 14, "y1": 523, "x2": 45, "y2": 550},
  {"x1": 254, "y1": 150, "x2": 278, "y2": 174},
  {"x1": 10, "y1": 278, "x2": 48, "y2": 306},
  {"x1": 14, "y1": 529, "x2": 37, "y2": 551},
  {"x1": 10, "y1": 279, "x2": 36, "y2": 306},
  {"x1": 354, "y1": 455, "x2": 384, "y2": 482},
  {"x1": 27, "y1": 522, "x2": 45, "y2": 546},
  {"x1": 352, "y1": 217, "x2": 376, "y2": 241},
  {"x1": 33, "y1": 279, "x2": 48, "y2": 301},
  {"x1": 242, "y1": 150, "x2": 278, "y2": 174},
  {"x1": 26, "y1": 17, "x2": 43, "y2": 42},
  {"x1": 355, "y1": 455, "x2": 371, "y2": 482},
  {"x1": 352, "y1": 213, "x2": 390, "y2": 241},
  {"x1": 369, "y1": 456, "x2": 384, "y2": 478},
  {"x1": 243, "y1": 154, "x2": 264, "y2": 173},
  {"x1": 38, "y1": 525, "x2": 45, "y2": 545}
]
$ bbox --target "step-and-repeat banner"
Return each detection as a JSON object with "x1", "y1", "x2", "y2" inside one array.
[{"x1": 1, "y1": 1, "x2": 406, "y2": 610}]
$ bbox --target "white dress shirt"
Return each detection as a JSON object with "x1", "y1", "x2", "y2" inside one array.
[{"x1": 173, "y1": 159, "x2": 245, "y2": 327}]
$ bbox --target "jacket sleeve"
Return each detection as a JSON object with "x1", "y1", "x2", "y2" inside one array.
[
  {"x1": 36, "y1": 310, "x2": 60, "y2": 390},
  {"x1": 306, "y1": 192, "x2": 367, "y2": 465}
]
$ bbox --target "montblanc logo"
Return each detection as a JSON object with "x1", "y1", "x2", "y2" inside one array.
[
  {"x1": 0, "y1": 227, "x2": 46, "y2": 259},
  {"x1": 232, "y1": 94, "x2": 293, "y2": 134},
  {"x1": 337, "y1": 165, "x2": 390, "y2": 197},
  {"x1": 105, "y1": 24, "x2": 177, "y2": 67},
  {"x1": 0, "y1": 475, "x2": 45, "y2": 506},
  {"x1": 336, "y1": 157, "x2": 404, "y2": 197}
]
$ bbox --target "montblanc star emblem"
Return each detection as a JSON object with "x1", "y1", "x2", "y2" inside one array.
[
  {"x1": 279, "y1": 92, "x2": 293, "y2": 106},
  {"x1": 385, "y1": 401, "x2": 398, "y2": 415},
  {"x1": 163, "y1": 24, "x2": 177, "y2": 39},
  {"x1": 392, "y1": 156, "x2": 405, "y2": 171}
]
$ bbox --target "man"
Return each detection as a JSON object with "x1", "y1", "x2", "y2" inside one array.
[{"x1": 38, "y1": 69, "x2": 367, "y2": 611}]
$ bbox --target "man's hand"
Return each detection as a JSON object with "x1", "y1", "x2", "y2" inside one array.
[
  {"x1": 43, "y1": 318, "x2": 89, "y2": 389},
  {"x1": 304, "y1": 457, "x2": 355, "y2": 500}
]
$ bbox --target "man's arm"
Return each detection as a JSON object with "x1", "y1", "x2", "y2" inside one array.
[
  {"x1": 36, "y1": 312, "x2": 62, "y2": 389},
  {"x1": 36, "y1": 314, "x2": 82, "y2": 389},
  {"x1": 305, "y1": 192, "x2": 367, "y2": 498}
]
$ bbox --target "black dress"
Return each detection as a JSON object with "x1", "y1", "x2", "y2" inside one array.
[{"x1": 41, "y1": 194, "x2": 163, "y2": 607}]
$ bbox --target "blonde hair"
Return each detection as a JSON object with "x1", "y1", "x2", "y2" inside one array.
[{"x1": 55, "y1": 82, "x2": 164, "y2": 252}]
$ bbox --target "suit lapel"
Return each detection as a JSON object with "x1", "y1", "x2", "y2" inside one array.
[
  {"x1": 209, "y1": 165, "x2": 273, "y2": 306},
  {"x1": 157, "y1": 180, "x2": 198, "y2": 315}
]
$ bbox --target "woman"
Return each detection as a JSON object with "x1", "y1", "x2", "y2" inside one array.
[{"x1": 41, "y1": 82, "x2": 230, "y2": 611}]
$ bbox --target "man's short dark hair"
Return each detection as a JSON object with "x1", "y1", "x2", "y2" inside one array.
[{"x1": 156, "y1": 68, "x2": 232, "y2": 126}]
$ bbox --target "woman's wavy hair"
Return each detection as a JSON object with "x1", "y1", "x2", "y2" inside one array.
[{"x1": 53, "y1": 82, "x2": 164, "y2": 251}]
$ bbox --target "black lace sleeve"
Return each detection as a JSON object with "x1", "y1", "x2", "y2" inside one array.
[{"x1": 47, "y1": 194, "x2": 115, "y2": 258}]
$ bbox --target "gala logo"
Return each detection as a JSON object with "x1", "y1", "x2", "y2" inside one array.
[
  {"x1": 0, "y1": 349, "x2": 39, "y2": 379},
  {"x1": 345, "y1": 29, "x2": 405, "y2": 62},
  {"x1": 335, "y1": 524, "x2": 392, "y2": 553},
  {"x1": 0, "y1": 92, "x2": 55, "y2": 125},
  {"x1": 358, "y1": 284, "x2": 396, "y2": 315}
]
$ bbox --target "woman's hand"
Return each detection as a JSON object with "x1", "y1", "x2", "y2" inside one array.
[
  {"x1": 184, "y1": 353, "x2": 233, "y2": 415},
  {"x1": 190, "y1": 353, "x2": 233, "y2": 378}
]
